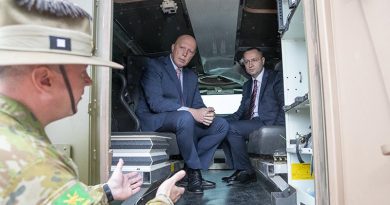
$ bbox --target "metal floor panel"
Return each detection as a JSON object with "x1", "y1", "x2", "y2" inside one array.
[
  {"x1": 118, "y1": 170, "x2": 276, "y2": 205},
  {"x1": 176, "y1": 170, "x2": 273, "y2": 205}
]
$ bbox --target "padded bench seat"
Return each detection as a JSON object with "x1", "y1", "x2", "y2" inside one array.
[{"x1": 112, "y1": 132, "x2": 180, "y2": 156}]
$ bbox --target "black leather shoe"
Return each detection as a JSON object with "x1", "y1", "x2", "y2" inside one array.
[
  {"x1": 176, "y1": 165, "x2": 188, "y2": 187},
  {"x1": 227, "y1": 170, "x2": 257, "y2": 185},
  {"x1": 176, "y1": 174, "x2": 188, "y2": 187},
  {"x1": 186, "y1": 168, "x2": 203, "y2": 194},
  {"x1": 201, "y1": 179, "x2": 216, "y2": 189},
  {"x1": 222, "y1": 170, "x2": 240, "y2": 182},
  {"x1": 176, "y1": 173, "x2": 216, "y2": 189}
]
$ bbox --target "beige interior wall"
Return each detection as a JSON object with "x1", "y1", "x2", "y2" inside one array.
[{"x1": 314, "y1": 0, "x2": 390, "y2": 204}]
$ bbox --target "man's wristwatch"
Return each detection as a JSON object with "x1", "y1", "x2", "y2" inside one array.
[{"x1": 103, "y1": 183, "x2": 114, "y2": 202}]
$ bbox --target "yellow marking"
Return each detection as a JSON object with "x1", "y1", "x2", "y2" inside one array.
[
  {"x1": 170, "y1": 163, "x2": 174, "y2": 173},
  {"x1": 291, "y1": 163, "x2": 314, "y2": 180}
]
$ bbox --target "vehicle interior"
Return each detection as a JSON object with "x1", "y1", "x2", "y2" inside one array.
[{"x1": 110, "y1": 0, "x2": 292, "y2": 204}]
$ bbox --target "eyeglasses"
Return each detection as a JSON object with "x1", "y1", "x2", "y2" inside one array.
[{"x1": 242, "y1": 58, "x2": 261, "y2": 65}]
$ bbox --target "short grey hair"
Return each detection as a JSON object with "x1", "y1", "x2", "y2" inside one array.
[{"x1": 0, "y1": 65, "x2": 34, "y2": 80}]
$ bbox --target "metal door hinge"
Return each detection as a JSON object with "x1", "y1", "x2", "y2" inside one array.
[{"x1": 88, "y1": 99, "x2": 97, "y2": 115}]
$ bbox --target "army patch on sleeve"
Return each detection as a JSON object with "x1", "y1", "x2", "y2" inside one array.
[{"x1": 52, "y1": 182, "x2": 94, "y2": 205}]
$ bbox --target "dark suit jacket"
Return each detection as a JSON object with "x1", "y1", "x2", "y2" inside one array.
[
  {"x1": 136, "y1": 56, "x2": 206, "y2": 131},
  {"x1": 225, "y1": 68, "x2": 285, "y2": 125}
]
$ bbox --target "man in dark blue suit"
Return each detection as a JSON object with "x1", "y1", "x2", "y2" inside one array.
[
  {"x1": 222, "y1": 48, "x2": 285, "y2": 185},
  {"x1": 136, "y1": 35, "x2": 229, "y2": 194}
]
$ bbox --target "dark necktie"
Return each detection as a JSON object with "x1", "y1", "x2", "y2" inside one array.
[{"x1": 246, "y1": 79, "x2": 258, "y2": 119}]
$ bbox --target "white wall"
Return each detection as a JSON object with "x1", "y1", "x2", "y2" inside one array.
[{"x1": 202, "y1": 94, "x2": 241, "y2": 114}]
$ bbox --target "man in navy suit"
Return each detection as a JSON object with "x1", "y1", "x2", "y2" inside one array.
[
  {"x1": 222, "y1": 48, "x2": 285, "y2": 185},
  {"x1": 136, "y1": 35, "x2": 229, "y2": 194}
]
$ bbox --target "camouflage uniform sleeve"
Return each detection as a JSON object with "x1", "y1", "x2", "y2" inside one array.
[
  {"x1": 145, "y1": 194, "x2": 174, "y2": 205},
  {"x1": 39, "y1": 165, "x2": 109, "y2": 205},
  {"x1": 0, "y1": 144, "x2": 109, "y2": 204},
  {"x1": 46, "y1": 180, "x2": 107, "y2": 205},
  {"x1": 0, "y1": 97, "x2": 109, "y2": 204},
  {"x1": 87, "y1": 184, "x2": 109, "y2": 203},
  {"x1": 0, "y1": 157, "x2": 108, "y2": 205}
]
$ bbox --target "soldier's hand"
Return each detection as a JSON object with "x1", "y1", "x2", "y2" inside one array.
[
  {"x1": 156, "y1": 170, "x2": 186, "y2": 203},
  {"x1": 107, "y1": 158, "x2": 143, "y2": 200}
]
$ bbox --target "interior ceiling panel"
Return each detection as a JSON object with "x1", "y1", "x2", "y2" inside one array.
[
  {"x1": 184, "y1": 0, "x2": 240, "y2": 74},
  {"x1": 114, "y1": 0, "x2": 202, "y2": 69},
  {"x1": 114, "y1": 0, "x2": 191, "y2": 54},
  {"x1": 237, "y1": 0, "x2": 280, "y2": 61},
  {"x1": 114, "y1": 0, "x2": 198, "y2": 59}
]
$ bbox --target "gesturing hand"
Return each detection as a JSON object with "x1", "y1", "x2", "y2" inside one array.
[
  {"x1": 107, "y1": 158, "x2": 143, "y2": 200},
  {"x1": 156, "y1": 170, "x2": 186, "y2": 203}
]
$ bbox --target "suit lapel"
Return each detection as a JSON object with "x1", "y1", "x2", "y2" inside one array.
[
  {"x1": 244, "y1": 80, "x2": 252, "y2": 112},
  {"x1": 258, "y1": 68, "x2": 269, "y2": 101},
  {"x1": 181, "y1": 68, "x2": 189, "y2": 106},
  {"x1": 163, "y1": 56, "x2": 182, "y2": 97},
  {"x1": 246, "y1": 79, "x2": 253, "y2": 101}
]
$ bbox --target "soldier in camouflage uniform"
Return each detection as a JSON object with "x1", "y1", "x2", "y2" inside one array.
[{"x1": 0, "y1": 0, "x2": 185, "y2": 204}]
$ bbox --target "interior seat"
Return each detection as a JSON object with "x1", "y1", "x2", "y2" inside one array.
[
  {"x1": 247, "y1": 125, "x2": 286, "y2": 155},
  {"x1": 247, "y1": 61, "x2": 285, "y2": 156},
  {"x1": 111, "y1": 57, "x2": 180, "y2": 156}
]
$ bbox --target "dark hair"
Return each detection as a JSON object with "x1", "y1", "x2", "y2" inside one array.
[{"x1": 244, "y1": 47, "x2": 264, "y2": 56}]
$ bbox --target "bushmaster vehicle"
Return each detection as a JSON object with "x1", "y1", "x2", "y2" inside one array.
[{"x1": 48, "y1": 0, "x2": 390, "y2": 204}]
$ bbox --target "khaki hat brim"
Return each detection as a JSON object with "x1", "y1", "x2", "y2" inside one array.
[{"x1": 0, "y1": 50, "x2": 123, "y2": 69}]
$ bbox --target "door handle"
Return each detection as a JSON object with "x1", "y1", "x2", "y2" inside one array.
[{"x1": 381, "y1": 145, "x2": 390, "y2": 156}]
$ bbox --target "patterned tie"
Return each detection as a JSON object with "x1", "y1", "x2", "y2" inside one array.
[
  {"x1": 176, "y1": 68, "x2": 181, "y2": 79},
  {"x1": 246, "y1": 79, "x2": 258, "y2": 120},
  {"x1": 176, "y1": 68, "x2": 184, "y2": 105}
]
